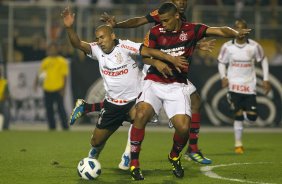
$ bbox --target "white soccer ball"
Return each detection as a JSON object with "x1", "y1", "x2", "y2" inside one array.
[{"x1": 77, "y1": 157, "x2": 101, "y2": 180}]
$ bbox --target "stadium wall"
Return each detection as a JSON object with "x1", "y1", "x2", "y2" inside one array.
[{"x1": 71, "y1": 62, "x2": 282, "y2": 127}]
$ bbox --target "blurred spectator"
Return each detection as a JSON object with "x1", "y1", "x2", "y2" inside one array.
[
  {"x1": 96, "y1": 0, "x2": 114, "y2": 8},
  {"x1": 234, "y1": 0, "x2": 244, "y2": 19},
  {"x1": 271, "y1": 41, "x2": 282, "y2": 65},
  {"x1": 34, "y1": 42, "x2": 69, "y2": 130},
  {"x1": 0, "y1": 66, "x2": 10, "y2": 130}
]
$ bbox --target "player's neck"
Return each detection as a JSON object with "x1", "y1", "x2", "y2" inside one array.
[
  {"x1": 174, "y1": 20, "x2": 182, "y2": 31},
  {"x1": 235, "y1": 38, "x2": 246, "y2": 45}
]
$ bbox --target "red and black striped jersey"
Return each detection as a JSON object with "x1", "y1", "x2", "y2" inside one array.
[
  {"x1": 145, "y1": 9, "x2": 187, "y2": 24},
  {"x1": 144, "y1": 22, "x2": 208, "y2": 84}
]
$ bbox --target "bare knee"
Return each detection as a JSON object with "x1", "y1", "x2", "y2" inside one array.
[{"x1": 134, "y1": 103, "x2": 154, "y2": 128}]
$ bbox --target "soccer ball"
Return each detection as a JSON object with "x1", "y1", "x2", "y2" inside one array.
[{"x1": 77, "y1": 157, "x2": 101, "y2": 180}]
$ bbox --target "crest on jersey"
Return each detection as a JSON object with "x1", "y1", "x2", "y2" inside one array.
[
  {"x1": 115, "y1": 52, "x2": 123, "y2": 64},
  {"x1": 179, "y1": 32, "x2": 188, "y2": 41}
]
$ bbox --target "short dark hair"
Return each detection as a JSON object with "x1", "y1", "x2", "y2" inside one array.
[
  {"x1": 158, "y1": 2, "x2": 178, "y2": 15},
  {"x1": 235, "y1": 19, "x2": 247, "y2": 28}
]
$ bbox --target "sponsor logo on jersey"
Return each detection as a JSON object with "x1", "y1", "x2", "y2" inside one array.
[
  {"x1": 231, "y1": 84, "x2": 250, "y2": 92},
  {"x1": 102, "y1": 69, "x2": 128, "y2": 76},
  {"x1": 231, "y1": 63, "x2": 252, "y2": 67},
  {"x1": 121, "y1": 44, "x2": 138, "y2": 53},
  {"x1": 161, "y1": 46, "x2": 185, "y2": 56}
]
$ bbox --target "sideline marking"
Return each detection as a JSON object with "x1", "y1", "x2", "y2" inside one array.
[{"x1": 200, "y1": 162, "x2": 275, "y2": 184}]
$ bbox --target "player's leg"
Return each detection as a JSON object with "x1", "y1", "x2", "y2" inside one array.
[
  {"x1": 184, "y1": 82, "x2": 211, "y2": 164},
  {"x1": 244, "y1": 94, "x2": 258, "y2": 123},
  {"x1": 130, "y1": 80, "x2": 160, "y2": 180},
  {"x1": 88, "y1": 127, "x2": 116, "y2": 159},
  {"x1": 168, "y1": 114, "x2": 190, "y2": 178},
  {"x1": 89, "y1": 100, "x2": 135, "y2": 158},
  {"x1": 163, "y1": 83, "x2": 191, "y2": 178},
  {"x1": 44, "y1": 91, "x2": 56, "y2": 130},
  {"x1": 69, "y1": 99, "x2": 104, "y2": 125},
  {"x1": 229, "y1": 92, "x2": 244, "y2": 154},
  {"x1": 118, "y1": 124, "x2": 132, "y2": 170},
  {"x1": 55, "y1": 92, "x2": 68, "y2": 130},
  {"x1": 130, "y1": 102, "x2": 154, "y2": 180}
]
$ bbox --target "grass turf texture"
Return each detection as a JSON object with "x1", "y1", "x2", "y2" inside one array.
[{"x1": 0, "y1": 129, "x2": 282, "y2": 184}]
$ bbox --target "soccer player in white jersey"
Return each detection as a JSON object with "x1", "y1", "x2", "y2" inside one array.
[
  {"x1": 61, "y1": 7, "x2": 188, "y2": 172},
  {"x1": 218, "y1": 19, "x2": 271, "y2": 154}
]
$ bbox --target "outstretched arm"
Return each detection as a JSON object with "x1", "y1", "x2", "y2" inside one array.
[
  {"x1": 100, "y1": 12, "x2": 149, "y2": 28},
  {"x1": 206, "y1": 26, "x2": 251, "y2": 38},
  {"x1": 61, "y1": 7, "x2": 91, "y2": 54}
]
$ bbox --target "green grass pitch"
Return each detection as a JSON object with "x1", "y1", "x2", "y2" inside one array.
[{"x1": 0, "y1": 128, "x2": 282, "y2": 184}]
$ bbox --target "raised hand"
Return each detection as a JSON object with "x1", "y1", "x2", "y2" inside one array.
[
  {"x1": 100, "y1": 12, "x2": 116, "y2": 27},
  {"x1": 262, "y1": 81, "x2": 271, "y2": 95},
  {"x1": 237, "y1": 28, "x2": 252, "y2": 39},
  {"x1": 198, "y1": 38, "x2": 216, "y2": 52},
  {"x1": 61, "y1": 7, "x2": 75, "y2": 28}
]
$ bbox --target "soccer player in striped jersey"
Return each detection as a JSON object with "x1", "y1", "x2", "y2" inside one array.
[
  {"x1": 61, "y1": 6, "x2": 188, "y2": 176},
  {"x1": 100, "y1": 0, "x2": 216, "y2": 166},
  {"x1": 218, "y1": 19, "x2": 271, "y2": 154},
  {"x1": 129, "y1": 2, "x2": 251, "y2": 180}
]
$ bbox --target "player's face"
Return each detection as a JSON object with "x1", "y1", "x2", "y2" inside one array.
[
  {"x1": 234, "y1": 21, "x2": 247, "y2": 40},
  {"x1": 159, "y1": 11, "x2": 180, "y2": 31},
  {"x1": 171, "y1": 0, "x2": 187, "y2": 14},
  {"x1": 95, "y1": 29, "x2": 115, "y2": 53},
  {"x1": 48, "y1": 45, "x2": 58, "y2": 56}
]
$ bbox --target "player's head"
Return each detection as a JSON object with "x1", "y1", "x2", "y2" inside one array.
[
  {"x1": 47, "y1": 42, "x2": 59, "y2": 56},
  {"x1": 95, "y1": 25, "x2": 116, "y2": 53},
  {"x1": 171, "y1": 0, "x2": 187, "y2": 14},
  {"x1": 158, "y1": 2, "x2": 180, "y2": 31},
  {"x1": 234, "y1": 19, "x2": 247, "y2": 40}
]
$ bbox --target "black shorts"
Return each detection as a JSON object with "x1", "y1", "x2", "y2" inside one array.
[
  {"x1": 228, "y1": 92, "x2": 257, "y2": 113},
  {"x1": 96, "y1": 99, "x2": 136, "y2": 131}
]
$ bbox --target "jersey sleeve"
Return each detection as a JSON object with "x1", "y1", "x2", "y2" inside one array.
[
  {"x1": 194, "y1": 23, "x2": 209, "y2": 41},
  {"x1": 145, "y1": 9, "x2": 160, "y2": 23},
  {"x1": 254, "y1": 42, "x2": 265, "y2": 62},
  {"x1": 143, "y1": 29, "x2": 157, "y2": 48},
  {"x1": 217, "y1": 43, "x2": 229, "y2": 64},
  {"x1": 87, "y1": 42, "x2": 99, "y2": 60},
  {"x1": 120, "y1": 40, "x2": 142, "y2": 56}
]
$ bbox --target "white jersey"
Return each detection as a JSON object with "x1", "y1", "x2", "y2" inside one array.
[
  {"x1": 88, "y1": 39, "x2": 143, "y2": 105},
  {"x1": 218, "y1": 39, "x2": 264, "y2": 94}
]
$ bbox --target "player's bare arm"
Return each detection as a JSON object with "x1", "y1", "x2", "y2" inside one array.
[
  {"x1": 100, "y1": 12, "x2": 149, "y2": 28},
  {"x1": 61, "y1": 7, "x2": 91, "y2": 54},
  {"x1": 206, "y1": 26, "x2": 251, "y2": 38},
  {"x1": 140, "y1": 46, "x2": 188, "y2": 70},
  {"x1": 143, "y1": 57, "x2": 173, "y2": 78}
]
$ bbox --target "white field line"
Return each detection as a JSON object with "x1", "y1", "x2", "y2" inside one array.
[{"x1": 201, "y1": 162, "x2": 276, "y2": 184}]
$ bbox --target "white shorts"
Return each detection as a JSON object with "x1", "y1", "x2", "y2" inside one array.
[
  {"x1": 186, "y1": 80, "x2": 197, "y2": 95},
  {"x1": 137, "y1": 80, "x2": 192, "y2": 119}
]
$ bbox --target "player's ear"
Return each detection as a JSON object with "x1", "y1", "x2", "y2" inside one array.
[
  {"x1": 175, "y1": 12, "x2": 180, "y2": 19},
  {"x1": 111, "y1": 33, "x2": 116, "y2": 40}
]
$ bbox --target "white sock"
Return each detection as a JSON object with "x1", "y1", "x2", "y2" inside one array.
[
  {"x1": 234, "y1": 120, "x2": 243, "y2": 147},
  {"x1": 123, "y1": 124, "x2": 132, "y2": 157}
]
